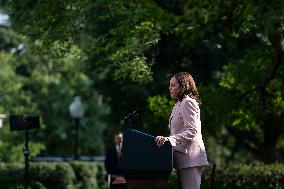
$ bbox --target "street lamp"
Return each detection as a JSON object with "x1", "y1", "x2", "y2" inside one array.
[
  {"x1": 69, "y1": 96, "x2": 84, "y2": 160},
  {"x1": 0, "y1": 114, "x2": 6, "y2": 128}
]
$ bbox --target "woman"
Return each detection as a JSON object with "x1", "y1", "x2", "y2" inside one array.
[{"x1": 155, "y1": 72, "x2": 208, "y2": 189}]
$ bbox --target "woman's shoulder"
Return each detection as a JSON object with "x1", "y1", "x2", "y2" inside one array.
[{"x1": 181, "y1": 96, "x2": 199, "y2": 110}]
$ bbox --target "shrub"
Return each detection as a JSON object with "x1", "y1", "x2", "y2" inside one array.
[
  {"x1": 0, "y1": 162, "x2": 106, "y2": 189},
  {"x1": 71, "y1": 162, "x2": 105, "y2": 189},
  {"x1": 215, "y1": 163, "x2": 284, "y2": 189},
  {"x1": 0, "y1": 163, "x2": 24, "y2": 188},
  {"x1": 169, "y1": 163, "x2": 284, "y2": 189},
  {"x1": 2, "y1": 162, "x2": 283, "y2": 189},
  {"x1": 30, "y1": 162, "x2": 76, "y2": 189}
]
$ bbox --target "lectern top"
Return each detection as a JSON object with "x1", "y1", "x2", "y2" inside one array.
[{"x1": 121, "y1": 128, "x2": 173, "y2": 179}]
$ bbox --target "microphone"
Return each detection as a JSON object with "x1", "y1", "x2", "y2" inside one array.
[{"x1": 123, "y1": 109, "x2": 143, "y2": 120}]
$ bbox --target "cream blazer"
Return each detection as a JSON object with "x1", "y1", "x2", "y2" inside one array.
[{"x1": 168, "y1": 96, "x2": 208, "y2": 169}]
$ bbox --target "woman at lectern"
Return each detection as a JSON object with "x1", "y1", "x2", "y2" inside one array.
[{"x1": 155, "y1": 72, "x2": 208, "y2": 189}]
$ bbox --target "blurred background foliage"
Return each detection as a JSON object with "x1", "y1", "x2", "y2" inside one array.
[{"x1": 0, "y1": 0, "x2": 283, "y2": 166}]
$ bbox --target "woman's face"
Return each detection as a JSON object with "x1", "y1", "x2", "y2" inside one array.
[{"x1": 169, "y1": 77, "x2": 180, "y2": 99}]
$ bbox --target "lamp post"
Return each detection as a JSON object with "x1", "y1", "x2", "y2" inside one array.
[{"x1": 69, "y1": 96, "x2": 84, "y2": 160}]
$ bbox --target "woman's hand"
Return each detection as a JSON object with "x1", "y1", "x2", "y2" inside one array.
[{"x1": 155, "y1": 136, "x2": 168, "y2": 147}]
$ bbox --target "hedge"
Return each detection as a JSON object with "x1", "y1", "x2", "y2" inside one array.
[
  {"x1": 169, "y1": 163, "x2": 284, "y2": 189},
  {"x1": 0, "y1": 162, "x2": 106, "y2": 189},
  {"x1": 213, "y1": 163, "x2": 284, "y2": 189},
  {"x1": 1, "y1": 162, "x2": 284, "y2": 189}
]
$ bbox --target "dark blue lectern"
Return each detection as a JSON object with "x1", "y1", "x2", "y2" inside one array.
[{"x1": 120, "y1": 128, "x2": 172, "y2": 189}]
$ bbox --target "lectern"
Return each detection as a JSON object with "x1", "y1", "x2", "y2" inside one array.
[{"x1": 121, "y1": 128, "x2": 173, "y2": 189}]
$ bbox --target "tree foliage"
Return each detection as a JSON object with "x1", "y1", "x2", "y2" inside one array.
[
  {"x1": 0, "y1": 0, "x2": 283, "y2": 163},
  {"x1": 0, "y1": 26, "x2": 108, "y2": 161}
]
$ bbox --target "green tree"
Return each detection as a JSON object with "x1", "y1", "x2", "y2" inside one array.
[
  {"x1": 0, "y1": 26, "x2": 109, "y2": 160},
  {"x1": 0, "y1": 29, "x2": 44, "y2": 161},
  {"x1": 1, "y1": 0, "x2": 283, "y2": 163}
]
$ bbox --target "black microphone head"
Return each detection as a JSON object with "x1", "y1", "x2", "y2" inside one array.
[
  {"x1": 123, "y1": 108, "x2": 143, "y2": 120},
  {"x1": 133, "y1": 108, "x2": 143, "y2": 115}
]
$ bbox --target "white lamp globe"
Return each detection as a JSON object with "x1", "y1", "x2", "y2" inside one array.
[{"x1": 69, "y1": 96, "x2": 84, "y2": 119}]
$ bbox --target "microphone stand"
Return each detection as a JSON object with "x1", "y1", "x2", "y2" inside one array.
[{"x1": 125, "y1": 114, "x2": 134, "y2": 128}]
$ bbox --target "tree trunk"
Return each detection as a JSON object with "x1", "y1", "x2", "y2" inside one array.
[{"x1": 261, "y1": 114, "x2": 281, "y2": 163}]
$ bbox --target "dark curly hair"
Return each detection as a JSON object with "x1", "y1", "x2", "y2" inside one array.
[{"x1": 171, "y1": 72, "x2": 202, "y2": 106}]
